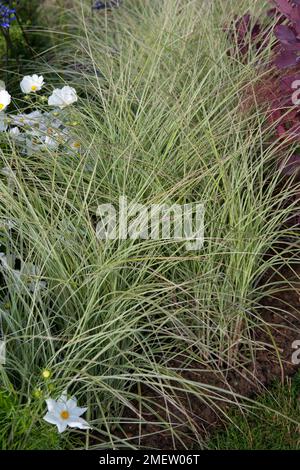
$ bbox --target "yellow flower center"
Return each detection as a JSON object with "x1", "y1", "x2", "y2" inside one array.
[
  {"x1": 60, "y1": 410, "x2": 70, "y2": 420},
  {"x1": 31, "y1": 85, "x2": 37, "y2": 91},
  {"x1": 42, "y1": 369, "x2": 51, "y2": 379},
  {"x1": 73, "y1": 141, "x2": 81, "y2": 148},
  {"x1": 0, "y1": 104, "x2": 4, "y2": 110}
]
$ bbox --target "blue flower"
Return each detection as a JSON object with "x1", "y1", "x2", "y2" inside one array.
[{"x1": 0, "y1": 2, "x2": 16, "y2": 29}]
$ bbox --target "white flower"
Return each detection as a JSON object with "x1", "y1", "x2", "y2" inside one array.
[
  {"x1": 43, "y1": 392, "x2": 90, "y2": 433},
  {"x1": 0, "y1": 90, "x2": 11, "y2": 112},
  {"x1": 20, "y1": 74, "x2": 44, "y2": 94},
  {"x1": 0, "y1": 80, "x2": 5, "y2": 91},
  {"x1": 48, "y1": 86, "x2": 78, "y2": 109},
  {"x1": 9, "y1": 127, "x2": 20, "y2": 137}
]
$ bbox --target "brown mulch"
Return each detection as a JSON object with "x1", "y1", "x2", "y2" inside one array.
[{"x1": 115, "y1": 262, "x2": 300, "y2": 449}]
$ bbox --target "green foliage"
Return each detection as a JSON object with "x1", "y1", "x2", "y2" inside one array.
[
  {"x1": 209, "y1": 374, "x2": 300, "y2": 450},
  {"x1": 0, "y1": 384, "x2": 81, "y2": 450},
  {"x1": 0, "y1": 0, "x2": 299, "y2": 449}
]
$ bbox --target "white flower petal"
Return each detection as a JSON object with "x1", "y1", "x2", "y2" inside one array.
[
  {"x1": 43, "y1": 394, "x2": 90, "y2": 433},
  {"x1": 20, "y1": 75, "x2": 44, "y2": 94},
  {"x1": 56, "y1": 421, "x2": 68, "y2": 433},
  {"x1": 57, "y1": 391, "x2": 68, "y2": 405},
  {"x1": 9, "y1": 127, "x2": 20, "y2": 137},
  {"x1": 45, "y1": 398, "x2": 57, "y2": 413},
  {"x1": 0, "y1": 90, "x2": 11, "y2": 112},
  {"x1": 46, "y1": 399, "x2": 65, "y2": 414},
  {"x1": 66, "y1": 397, "x2": 78, "y2": 410},
  {"x1": 67, "y1": 417, "x2": 90, "y2": 430},
  {"x1": 43, "y1": 411, "x2": 61, "y2": 425},
  {"x1": 71, "y1": 406, "x2": 88, "y2": 417},
  {"x1": 48, "y1": 86, "x2": 77, "y2": 109}
]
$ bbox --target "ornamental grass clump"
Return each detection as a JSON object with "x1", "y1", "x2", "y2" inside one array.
[{"x1": 1, "y1": 0, "x2": 300, "y2": 449}]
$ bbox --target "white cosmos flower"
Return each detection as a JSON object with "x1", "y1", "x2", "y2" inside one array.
[
  {"x1": 48, "y1": 86, "x2": 78, "y2": 109},
  {"x1": 43, "y1": 392, "x2": 90, "y2": 433},
  {"x1": 20, "y1": 74, "x2": 44, "y2": 94},
  {"x1": 0, "y1": 90, "x2": 11, "y2": 112}
]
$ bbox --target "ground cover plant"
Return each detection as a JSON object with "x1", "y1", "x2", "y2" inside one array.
[
  {"x1": 208, "y1": 372, "x2": 300, "y2": 450},
  {"x1": 0, "y1": 0, "x2": 299, "y2": 450}
]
